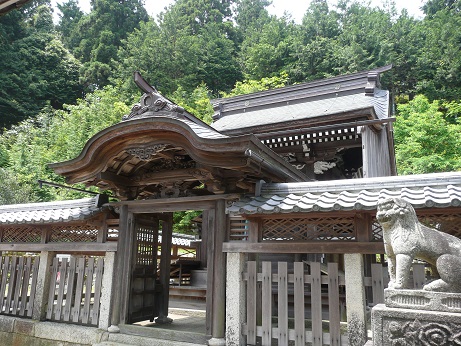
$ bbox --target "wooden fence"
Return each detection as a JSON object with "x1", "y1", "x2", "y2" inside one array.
[
  {"x1": 46, "y1": 256, "x2": 104, "y2": 326},
  {"x1": 0, "y1": 255, "x2": 40, "y2": 317},
  {"x1": 243, "y1": 260, "x2": 427, "y2": 346},
  {"x1": 243, "y1": 261, "x2": 347, "y2": 346}
]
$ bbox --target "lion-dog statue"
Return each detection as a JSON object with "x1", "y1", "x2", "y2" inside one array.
[{"x1": 376, "y1": 198, "x2": 461, "y2": 292}]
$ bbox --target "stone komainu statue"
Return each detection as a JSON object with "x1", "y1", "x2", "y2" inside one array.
[{"x1": 376, "y1": 198, "x2": 461, "y2": 292}]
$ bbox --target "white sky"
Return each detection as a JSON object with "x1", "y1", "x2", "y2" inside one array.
[{"x1": 54, "y1": 0, "x2": 425, "y2": 23}]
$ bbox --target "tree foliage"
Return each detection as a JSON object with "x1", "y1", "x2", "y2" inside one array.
[{"x1": 394, "y1": 95, "x2": 461, "y2": 174}]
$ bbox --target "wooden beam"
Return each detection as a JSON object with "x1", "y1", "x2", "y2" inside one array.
[
  {"x1": 222, "y1": 241, "x2": 384, "y2": 254},
  {"x1": 0, "y1": 242, "x2": 117, "y2": 252},
  {"x1": 109, "y1": 194, "x2": 240, "y2": 213},
  {"x1": 97, "y1": 171, "x2": 133, "y2": 187}
]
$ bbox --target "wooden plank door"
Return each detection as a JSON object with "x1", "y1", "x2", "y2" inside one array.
[{"x1": 128, "y1": 218, "x2": 160, "y2": 323}]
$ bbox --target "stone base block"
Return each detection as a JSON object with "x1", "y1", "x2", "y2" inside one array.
[
  {"x1": 372, "y1": 304, "x2": 461, "y2": 346},
  {"x1": 385, "y1": 288, "x2": 461, "y2": 313}
]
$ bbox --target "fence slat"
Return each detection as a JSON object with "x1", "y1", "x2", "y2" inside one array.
[
  {"x1": 278, "y1": 262, "x2": 288, "y2": 346},
  {"x1": 371, "y1": 263, "x2": 385, "y2": 305},
  {"x1": 310, "y1": 262, "x2": 322, "y2": 346},
  {"x1": 91, "y1": 258, "x2": 104, "y2": 325},
  {"x1": 413, "y1": 263, "x2": 425, "y2": 289},
  {"x1": 294, "y1": 262, "x2": 305, "y2": 346},
  {"x1": 247, "y1": 261, "x2": 257, "y2": 345},
  {"x1": 81, "y1": 257, "x2": 95, "y2": 324},
  {"x1": 328, "y1": 262, "x2": 341, "y2": 346},
  {"x1": 63, "y1": 257, "x2": 77, "y2": 322},
  {"x1": 54, "y1": 258, "x2": 68, "y2": 320},
  {"x1": 261, "y1": 261, "x2": 272, "y2": 346},
  {"x1": 72, "y1": 258, "x2": 86, "y2": 323},
  {"x1": 19, "y1": 257, "x2": 32, "y2": 316},
  {"x1": 27, "y1": 257, "x2": 40, "y2": 317},
  {"x1": 0, "y1": 257, "x2": 10, "y2": 312},
  {"x1": 5, "y1": 256, "x2": 18, "y2": 314},
  {"x1": 46, "y1": 258, "x2": 59, "y2": 320},
  {"x1": 12, "y1": 256, "x2": 24, "y2": 314}
]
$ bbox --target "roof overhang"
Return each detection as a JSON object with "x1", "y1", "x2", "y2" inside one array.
[{"x1": 50, "y1": 114, "x2": 306, "y2": 200}]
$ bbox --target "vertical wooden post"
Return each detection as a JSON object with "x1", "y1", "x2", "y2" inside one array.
[
  {"x1": 344, "y1": 253, "x2": 367, "y2": 346},
  {"x1": 156, "y1": 212, "x2": 173, "y2": 324},
  {"x1": 32, "y1": 251, "x2": 55, "y2": 320},
  {"x1": 205, "y1": 208, "x2": 216, "y2": 335},
  {"x1": 108, "y1": 204, "x2": 128, "y2": 332},
  {"x1": 209, "y1": 199, "x2": 227, "y2": 346}
]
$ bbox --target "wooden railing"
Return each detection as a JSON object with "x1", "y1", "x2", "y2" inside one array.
[
  {"x1": 242, "y1": 260, "x2": 429, "y2": 346},
  {"x1": 0, "y1": 255, "x2": 40, "y2": 317},
  {"x1": 243, "y1": 261, "x2": 347, "y2": 346},
  {"x1": 46, "y1": 256, "x2": 104, "y2": 326}
]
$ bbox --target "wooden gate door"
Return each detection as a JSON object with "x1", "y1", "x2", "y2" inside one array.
[{"x1": 127, "y1": 217, "x2": 160, "y2": 323}]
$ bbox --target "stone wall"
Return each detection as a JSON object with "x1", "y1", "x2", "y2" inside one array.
[{"x1": 0, "y1": 315, "x2": 106, "y2": 346}]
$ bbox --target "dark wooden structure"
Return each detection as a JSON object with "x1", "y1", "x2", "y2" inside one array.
[{"x1": 1, "y1": 67, "x2": 461, "y2": 346}]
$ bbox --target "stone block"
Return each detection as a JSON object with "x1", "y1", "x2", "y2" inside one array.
[
  {"x1": 385, "y1": 288, "x2": 461, "y2": 313},
  {"x1": 372, "y1": 304, "x2": 461, "y2": 346},
  {"x1": 14, "y1": 318, "x2": 37, "y2": 335},
  {"x1": 34, "y1": 321, "x2": 105, "y2": 344},
  {"x1": 0, "y1": 315, "x2": 15, "y2": 332}
]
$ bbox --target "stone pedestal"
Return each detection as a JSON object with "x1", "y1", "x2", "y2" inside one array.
[{"x1": 372, "y1": 289, "x2": 461, "y2": 345}]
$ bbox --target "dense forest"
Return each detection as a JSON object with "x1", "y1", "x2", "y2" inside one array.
[{"x1": 0, "y1": 0, "x2": 461, "y2": 206}]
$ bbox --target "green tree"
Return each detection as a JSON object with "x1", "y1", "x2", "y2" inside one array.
[
  {"x1": 414, "y1": 8, "x2": 461, "y2": 100},
  {"x1": 0, "y1": 86, "x2": 130, "y2": 202},
  {"x1": 394, "y1": 95, "x2": 461, "y2": 174},
  {"x1": 0, "y1": 168, "x2": 33, "y2": 204},
  {"x1": 0, "y1": 3, "x2": 82, "y2": 129},
  {"x1": 63, "y1": 0, "x2": 149, "y2": 90}
]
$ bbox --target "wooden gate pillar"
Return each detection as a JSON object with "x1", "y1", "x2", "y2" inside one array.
[
  {"x1": 208, "y1": 199, "x2": 227, "y2": 346},
  {"x1": 156, "y1": 212, "x2": 173, "y2": 324},
  {"x1": 344, "y1": 253, "x2": 367, "y2": 346},
  {"x1": 108, "y1": 205, "x2": 130, "y2": 332}
]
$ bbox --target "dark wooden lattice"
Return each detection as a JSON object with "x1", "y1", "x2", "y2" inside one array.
[
  {"x1": 49, "y1": 226, "x2": 98, "y2": 243},
  {"x1": 263, "y1": 217, "x2": 356, "y2": 241},
  {"x1": 372, "y1": 220, "x2": 383, "y2": 241},
  {"x1": 418, "y1": 213, "x2": 461, "y2": 238},
  {"x1": 2, "y1": 227, "x2": 42, "y2": 243},
  {"x1": 136, "y1": 223, "x2": 157, "y2": 266},
  {"x1": 371, "y1": 212, "x2": 461, "y2": 242},
  {"x1": 229, "y1": 216, "x2": 248, "y2": 241}
]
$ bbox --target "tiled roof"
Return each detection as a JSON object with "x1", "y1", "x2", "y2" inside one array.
[
  {"x1": 0, "y1": 195, "x2": 106, "y2": 225},
  {"x1": 211, "y1": 66, "x2": 392, "y2": 134},
  {"x1": 229, "y1": 172, "x2": 461, "y2": 215},
  {"x1": 212, "y1": 90, "x2": 389, "y2": 133}
]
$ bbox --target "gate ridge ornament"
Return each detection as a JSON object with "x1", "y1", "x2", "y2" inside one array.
[
  {"x1": 376, "y1": 198, "x2": 461, "y2": 293},
  {"x1": 122, "y1": 72, "x2": 184, "y2": 121}
]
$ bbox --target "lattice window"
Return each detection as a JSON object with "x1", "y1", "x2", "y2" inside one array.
[
  {"x1": 2, "y1": 227, "x2": 42, "y2": 243},
  {"x1": 263, "y1": 217, "x2": 356, "y2": 241},
  {"x1": 372, "y1": 213, "x2": 461, "y2": 242},
  {"x1": 49, "y1": 226, "x2": 98, "y2": 243},
  {"x1": 136, "y1": 224, "x2": 157, "y2": 266},
  {"x1": 229, "y1": 216, "x2": 248, "y2": 241},
  {"x1": 372, "y1": 220, "x2": 383, "y2": 241},
  {"x1": 418, "y1": 213, "x2": 461, "y2": 238}
]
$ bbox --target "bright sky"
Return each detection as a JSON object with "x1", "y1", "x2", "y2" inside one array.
[{"x1": 54, "y1": 0, "x2": 425, "y2": 23}]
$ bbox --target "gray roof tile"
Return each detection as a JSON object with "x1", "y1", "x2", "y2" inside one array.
[
  {"x1": 0, "y1": 196, "x2": 104, "y2": 225},
  {"x1": 229, "y1": 172, "x2": 461, "y2": 215}
]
